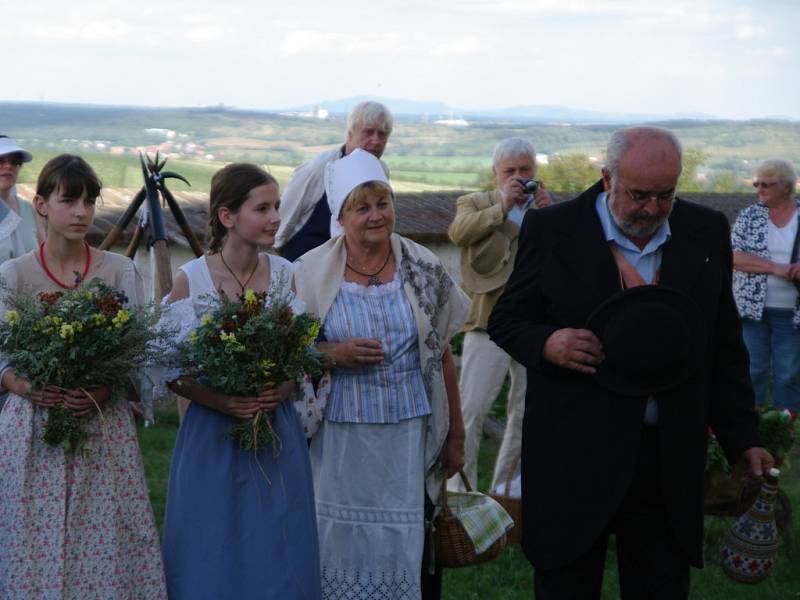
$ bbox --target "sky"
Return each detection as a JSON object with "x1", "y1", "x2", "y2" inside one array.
[{"x1": 4, "y1": 0, "x2": 799, "y2": 119}]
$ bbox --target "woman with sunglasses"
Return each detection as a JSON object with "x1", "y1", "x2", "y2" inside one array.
[
  {"x1": 0, "y1": 136, "x2": 41, "y2": 263},
  {"x1": 731, "y1": 158, "x2": 800, "y2": 413}
]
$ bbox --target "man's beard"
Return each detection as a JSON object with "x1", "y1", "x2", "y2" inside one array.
[{"x1": 609, "y1": 197, "x2": 672, "y2": 240}]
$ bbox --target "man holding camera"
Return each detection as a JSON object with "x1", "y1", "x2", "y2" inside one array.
[{"x1": 447, "y1": 138, "x2": 551, "y2": 492}]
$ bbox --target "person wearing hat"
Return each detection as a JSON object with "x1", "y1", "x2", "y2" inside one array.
[
  {"x1": 0, "y1": 136, "x2": 40, "y2": 263},
  {"x1": 276, "y1": 101, "x2": 393, "y2": 261},
  {"x1": 447, "y1": 138, "x2": 551, "y2": 493},
  {"x1": 488, "y1": 126, "x2": 772, "y2": 599},
  {"x1": 293, "y1": 149, "x2": 470, "y2": 599}
]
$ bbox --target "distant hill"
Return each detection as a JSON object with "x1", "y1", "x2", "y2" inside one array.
[
  {"x1": 4, "y1": 100, "x2": 800, "y2": 195},
  {"x1": 282, "y1": 95, "x2": 756, "y2": 124}
]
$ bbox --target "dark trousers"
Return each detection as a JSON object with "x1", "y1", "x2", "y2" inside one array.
[{"x1": 534, "y1": 427, "x2": 690, "y2": 600}]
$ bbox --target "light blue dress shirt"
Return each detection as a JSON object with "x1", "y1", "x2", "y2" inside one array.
[
  {"x1": 506, "y1": 196, "x2": 534, "y2": 227},
  {"x1": 595, "y1": 191, "x2": 672, "y2": 425}
]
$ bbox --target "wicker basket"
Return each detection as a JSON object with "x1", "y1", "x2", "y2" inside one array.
[
  {"x1": 434, "y1": 470, "x2": 507, "y2": 568},
  {"x1": 489, "y1": 454, "x2": 522, "y2": 544}
]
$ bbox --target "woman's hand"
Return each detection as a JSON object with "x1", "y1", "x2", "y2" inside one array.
[
  {"x1": 255, "y1": 380, "x2": 296, "y2": 413},
  {"x1": 2, "y1": 370, "x2": 61, "y2": 408},
  {"x1": 214, "y1": 394, "x2": 268, "y2": 419},
  {"x1": 62, "y1": 386, "x2": 112, "y2": 417},
  {"x1": 212, "y1": 381, "x2": 295, "y2": 419},
  {"x1": 318, "y1": 338, "x2": 384, "y2": 369}
]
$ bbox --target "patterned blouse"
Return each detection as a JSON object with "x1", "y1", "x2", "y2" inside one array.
[
  {"x1": 323, "y1": 270, "x2": 431, "y2": 423},
  {"x1": 731, "y1": 199, "x2": 800, "y2": 327}
]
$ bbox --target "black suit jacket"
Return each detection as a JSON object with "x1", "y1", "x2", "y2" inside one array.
[{"x1": 487, "y1": 181, "x2": 760, "y2": 569}]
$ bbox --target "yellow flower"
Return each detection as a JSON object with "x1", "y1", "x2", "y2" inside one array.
[
  {"x1": 243, "y1": 288, "x2": 257, "y2": 307},
  {"x1": 188, "y1": 331, "x2": 198, "y2": 344},
  {"x1": 302, "y1": 321, "x2": 321, "y2": 346},
  {"x1": 5, "y1": 310, "x2": 19, "y2": 326},
  {"x1": 259, "y1": 358, "x2": 275, "y2": 378},
  {"x1": 112, "y1": 308, "x2": 130, "y2": 329},
  {"x1": 93, "y1": 313, "x2": 105, "y2": 325},
  {"x1": 201, "y1": 314, "x2": 213, "y2": 326},
  {"x1": 59, "y1": 323, "x2": 75, "y2": 340},
  {"x1": 219, "y1": 330, "x2": 245, "y2": 351}
]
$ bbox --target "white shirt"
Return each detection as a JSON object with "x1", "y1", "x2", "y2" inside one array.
[{"x1": 765, "y1": 209, "x2": 798, "y2": 309}]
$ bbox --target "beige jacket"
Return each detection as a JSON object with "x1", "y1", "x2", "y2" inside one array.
[{"x1": 448, "y1": 190, "x2": 520, "y2": 331}]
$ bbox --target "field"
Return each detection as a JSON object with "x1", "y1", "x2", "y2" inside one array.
[
  {"x1": 138, "y1": 408, "x2": 799, "y2": 599},
  {"x1": 6, "y1": 102, "x2": 800, "y2": 195}
]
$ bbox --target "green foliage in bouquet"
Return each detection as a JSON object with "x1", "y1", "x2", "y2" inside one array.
[
  {"x1": 759, "y1": 407, "x2": 796, "y2": 466},
  {"x1": 0, "y1": 279, "x2": 168, "y2": 452},
  {"x1": 181, "y1": 288, "x2": 322, "y2": 452}
]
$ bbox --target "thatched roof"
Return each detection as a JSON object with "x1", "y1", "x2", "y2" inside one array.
[{"x1": 17, "y1": 184, "x2": 756, "y2": 249}]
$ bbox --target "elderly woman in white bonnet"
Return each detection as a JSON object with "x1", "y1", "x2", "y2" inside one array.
[
  {"x1": 0, "y1": 136, "x2": 41, "y2": 262},
  {"x1": 293, "y1": 149, "x2": 470, "y2": 599}
]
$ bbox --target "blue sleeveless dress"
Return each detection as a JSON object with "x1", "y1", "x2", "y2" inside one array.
[{"x1": 160, "y1": 254, "x2": 321, "y2": 600}]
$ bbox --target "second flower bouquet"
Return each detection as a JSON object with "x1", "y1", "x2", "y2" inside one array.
[{"x1": 180, "y1": 288, "x2": 322, "y2": 453}]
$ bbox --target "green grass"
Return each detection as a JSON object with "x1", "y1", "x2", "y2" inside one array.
[{"x1": 137, "y1": 408, "x2": 799, "y2": 599}]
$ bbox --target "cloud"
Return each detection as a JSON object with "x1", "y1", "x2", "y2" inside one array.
[
  {"x1": 733, "y1": 8, "x2": 767, "y2": 39},
  {"x1": 184, "y1": 27, "x2": 225, "y2": 43},
  {"x1": 430, "y1": 38, "x2": 488, "y2": 57}
]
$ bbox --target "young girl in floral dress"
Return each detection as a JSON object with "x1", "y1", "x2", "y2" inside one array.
[
  {"x1": 157, "y1": 163, "x2": 321, "y2": 599},
  {"x1": 0, "y1": 155, "x2": 167, "y2": 599}
]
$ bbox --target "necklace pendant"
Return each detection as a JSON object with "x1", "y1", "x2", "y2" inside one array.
[{"x1": 367, "y1": 274, "x2": 382, "y2": 286}]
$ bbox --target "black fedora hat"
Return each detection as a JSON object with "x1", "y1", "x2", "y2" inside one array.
[{"x1": 585, "y1": 285, "x2": 706, "y2": 397}]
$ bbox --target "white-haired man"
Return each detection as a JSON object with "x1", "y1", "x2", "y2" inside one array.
[
  {"x1": 447, "y1": 138, "x2": 551, "y2": 493},
  {"x1": 276, "y1": 101, "x2": 393, "y2": 261}
]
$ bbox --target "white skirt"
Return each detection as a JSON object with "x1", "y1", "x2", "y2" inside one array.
[{"x1": 310, "y1": 417, "x2": 426, "y2": 600}]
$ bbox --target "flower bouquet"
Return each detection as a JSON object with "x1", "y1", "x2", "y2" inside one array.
[
  {"x1": 0, "y1": 280, "x2": 165, "y2": 452},
  {"x1": 180, "y1": 288, "x2": 322, "y2": 453}
]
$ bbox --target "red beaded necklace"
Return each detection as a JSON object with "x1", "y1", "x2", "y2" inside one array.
[{"x1": 38, "y1": 241, "x2": 92, "y2": 289}]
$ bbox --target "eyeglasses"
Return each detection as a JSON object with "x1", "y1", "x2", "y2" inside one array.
[
  {"x1": 753, "y1": 180, "x2": 778, "y2": 189},
  {"x1": 0, "y1": 155, "x2": 22, "y2": 167},
  {"x1": 622, "y1": 186, "x2": 676, "y2": 205}
]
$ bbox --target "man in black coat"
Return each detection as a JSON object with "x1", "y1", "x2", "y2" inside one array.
[{"x1": 487, "y1": 126, "x2": 773, "y2": 599}]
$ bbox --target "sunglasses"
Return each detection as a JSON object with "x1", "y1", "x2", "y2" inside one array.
[{"x1": 753, "y1": 181, "x2": 778, "y2": 189}]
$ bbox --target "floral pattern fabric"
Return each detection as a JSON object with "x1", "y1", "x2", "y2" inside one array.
[
  {"x1": 0, "y1": 399, "x2": 167, "y2": 599},
  {"x1": 731, "y1": 200, "x2": 800, "y2": 328},
  {"x1": 0, "y1": 250, "x2": 166, "y2": 600}
]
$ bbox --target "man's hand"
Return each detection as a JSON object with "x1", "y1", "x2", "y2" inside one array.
[
  {"x1": 742, "y1": 446, "x2": 775, "y2": 482},
  {"x1": 532, "y1": 184, "x2": 553, "y2": 209},
  {"x1": 543, "y1": 328, "x2": 604, "y2": 374},
  {"x1": 500, "y1": 177, "x2": 527, "y2": 215}
]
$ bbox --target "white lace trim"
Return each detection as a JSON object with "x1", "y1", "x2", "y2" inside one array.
[
  {"x1": 143, "y1": 297, "x2": 198, "y2": 419},
  {"x1": 317, "y1": 500, "x2": 424, "y2": 526},
  {"x1": 321, "y1": 566, "x2": 421, "y2": 600}
]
